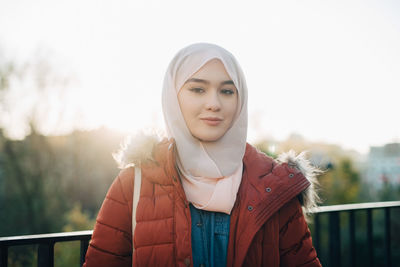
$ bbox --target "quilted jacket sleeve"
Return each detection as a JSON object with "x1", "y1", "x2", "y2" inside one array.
[
  {"x1": 279, "y1": 197, "x2": 321, "y2": 267},
  {"x1": 83, "y1": 168, "x2": 134, "y2": 267}
]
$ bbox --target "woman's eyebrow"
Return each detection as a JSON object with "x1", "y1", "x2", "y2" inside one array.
[
  {"x1": 184, "y1": 78, "x2": 234, "y2": 85},
  {"x1": 184, "y1": 78, "x2": 210, "y2": 85},
  {"x1": 221, "y1": 80, "x2": 234, "y2": 85}
]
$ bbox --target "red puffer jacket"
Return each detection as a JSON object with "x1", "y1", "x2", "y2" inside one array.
[{"x1": 84, "y1": 137, "x2": 321, "y2": 267}]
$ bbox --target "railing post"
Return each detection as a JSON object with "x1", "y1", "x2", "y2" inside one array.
[
  {"x1": 349, "y1": 210, "x2": 356, "y2": 267},
  {"x1": 366, "y1": 209, "x2": 373, "y2": 267},
  {"x1": 80, "y1": 239, "x2": 89, "y2": 266},
  {"x1": 329, "y1": 211, "x2": 340, "y2": 267},
  {"x1": 314, "y1": 214, "x2": 321, "y2": 255},
  {"x1": 384, "y1": 208, "x2": 391, "y2": 267},
  {"x1": 0, "y1": 245, "x2": 7, "y2": 267},
  {"x1": 38, "y1": 242, "x2": 54, "y2": 267}
]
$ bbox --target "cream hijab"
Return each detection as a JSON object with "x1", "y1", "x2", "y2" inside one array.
[{"x1": 162, "y1": 43, "x2": 248, "y2": 214}]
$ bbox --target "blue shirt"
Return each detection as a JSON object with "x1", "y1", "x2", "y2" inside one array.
[{"x1": 190, "y1": 204, "x2": 231, "y2": 267}]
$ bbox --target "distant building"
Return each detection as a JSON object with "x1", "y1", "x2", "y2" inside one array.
[{"x1": 365, "y1": 143, "x2": 400, "y2": 188}]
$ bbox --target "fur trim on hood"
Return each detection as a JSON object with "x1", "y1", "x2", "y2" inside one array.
[
  {"x1": 277, "y1": 150, "x2": 322, "y2": 214},
  {"x1": 112, "y1": 130, "x2": 163, "y2": 169},
  {"x1": 113, "y1": 132, "x2": 321, "y2": 213}
]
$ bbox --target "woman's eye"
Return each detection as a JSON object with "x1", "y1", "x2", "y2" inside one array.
[
  {"x1": 189, "y1": 87, "x2": 205, "y2": 93},
  {"x1": 221, "y1": 89, "x2": 235, "y2": 95}
]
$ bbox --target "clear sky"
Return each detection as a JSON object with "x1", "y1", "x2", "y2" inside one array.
[{"x1": 0, "y1": 0, "x2": 399, "y2": 154}]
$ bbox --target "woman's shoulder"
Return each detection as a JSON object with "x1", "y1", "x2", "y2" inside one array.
[
  {"x1": 104, "y1": 168, "x2": 135, "y2": 206},
  {"x1": 244, "y1": 143, "x2": 276, "y2": 172},
  {"x1": 111, "y1": 130, "x2": 174, "y2": 187},
  {"x1": 275, "y1": 150, "x2": 322, "y2": 213},
  {"x1": 112, "y1": 130, "x2": 166, "y2": 169},
  {"x1": 245, "y1": 144, "x2": 322, "y2": 213}
]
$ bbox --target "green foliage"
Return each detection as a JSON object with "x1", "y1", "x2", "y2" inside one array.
[
  {"x1": 54, "y1": 203, "x2": 95, "y2": 267},
  {"x1": 378, "y1": 183, "x2": 400, "y2": 201},
  {"x1": 0, "y1": 128, "x2": 120, "y2": 236},
  {"x1": 54, "y1": 242, "x2": 80, "y2": 267},
  {"x1": 0, "y1": 127, "x2": 120, "y2": 265},
  {"x1": 7, "y1": 246, "x2": 36, "y2": 267},
  {"x1": 254, "y1": 141, "x2": 278, "y2": 159},
  {"x1": 319, "y1": 157, "x2": 361, "y2": 204},
  {"x1": 0, "y1": 129, "x2": 68, "y2": 235},
  {"x1": 62, "y1": 202, "x2": 96, "y2": 232}
]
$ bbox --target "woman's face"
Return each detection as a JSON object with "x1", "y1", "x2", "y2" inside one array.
[{"x1": 178, "y1": 59, "x2": 238, "y2": 142}]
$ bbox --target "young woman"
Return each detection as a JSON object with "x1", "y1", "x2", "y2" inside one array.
[{"x1": 83, "y1": 43, "x2": 321, "y2": 267}]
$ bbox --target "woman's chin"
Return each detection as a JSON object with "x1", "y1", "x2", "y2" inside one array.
[{"x1": 191, "y1": 133, "x2": 225, "y2": 143}]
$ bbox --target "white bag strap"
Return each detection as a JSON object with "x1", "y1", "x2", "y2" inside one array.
[{"x1": 132, "y1": 166, "x2": 141, "y2": 254}]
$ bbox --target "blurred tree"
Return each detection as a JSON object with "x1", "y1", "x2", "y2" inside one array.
[
  {"x1": 378, "y1": 182, "x2": 400, "y2": 201},
  {"x1": 0, "y1": 127, "x2": 68, "y2": 235},
  {"x1": 0, "y1": 47, "x2": 72, "y2": 139},
  {"x1": 318, "y1": 157, "x2": 361, "y2": 204},
  {"x1": 0, "y1": 48, "x2": 71, "y2": 236},
  {"x1": 254, "y1": 139, "x2": 278, "y2": 159},
  {"x1": 0, "y1": 48, "x2": 121, "y2": 265},
  {"x1": 62, "y1": 202, "x2": 96, "y2": 232}
]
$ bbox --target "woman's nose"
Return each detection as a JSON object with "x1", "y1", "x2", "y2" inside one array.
[{"x1": 205, "y1": 90, "x2": 221, "y2": 111}]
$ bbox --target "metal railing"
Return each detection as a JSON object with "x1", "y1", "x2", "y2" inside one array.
[
  {"x1": 0, "y1": 201, "x2": 399, "y2": 267},
  {"x1": 0, "y1": 230, "x2": 92, "y2": 267},
  {"x1": 311, "y1": 201, "x2": 400, "y2": 267}
]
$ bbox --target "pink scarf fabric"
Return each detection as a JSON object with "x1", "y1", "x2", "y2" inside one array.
[{"x1": 162, "y1": 43, "x2": 248, "y2": 214}]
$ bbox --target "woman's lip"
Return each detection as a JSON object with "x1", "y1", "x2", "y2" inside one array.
[{"x1": 200, "y1": 117, "x2": 222, "y2": 126}]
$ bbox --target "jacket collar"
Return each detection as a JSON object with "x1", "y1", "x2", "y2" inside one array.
[{"x1": 113, "y1": 131, "x2": 321, "y2": 213}]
